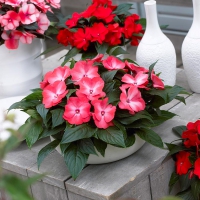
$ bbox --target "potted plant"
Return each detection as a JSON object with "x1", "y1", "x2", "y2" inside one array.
[
  {"x1": 0, "y1": 0, "x2": 63, "y2": 98},
  {"x1": 9, "y1": 52, "x2": 187, "y2": 179},
  {"x1": 56, "y1": 0, "x2": 145, "y2": 64},
  {"x1": 167, "y1": 119, "x2": 200, "y2": 200}
]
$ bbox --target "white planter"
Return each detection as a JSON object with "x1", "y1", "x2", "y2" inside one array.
[
  {"x1": 51, "y1": 135, "x2": 145, "y2": 164},
  {"x1": 0, "y1": 39, "x2": 43, "y2": 99},
  {"x1": 136, "y1": 0, "x2": 176, "y2": 86},
  {"x1": 181, "y1": 0, "x2": 200, "y2": 93}
]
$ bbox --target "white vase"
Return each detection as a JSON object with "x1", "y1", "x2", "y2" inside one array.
[
  {"x1": 50, "y1": 135, "x2": 145, "y2": 164},
  {"x1": 136, "y1": 0, "x2": 176, "y2": 86},
  {"x1": 181, "y1": 0, "x2": 200, "y2": 93},
  {"x1": 0, "y1": 39, "x2": 43, "y2": 99}
]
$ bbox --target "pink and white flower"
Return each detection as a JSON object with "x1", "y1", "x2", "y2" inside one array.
[
  {"x1": 151, "y1": 71, "x2": 164, "y2": 89},
  {"x1": 118, "y1": 85, "x2": 145, "y2": 114},
  {"x1": 121, "y1": 71, "x2": 148, "y2": 89},
  {"x1": 37, "y1": 13, "x2": 50, "y2": 34},
  {"x1": 1, "y1": 11, "x2": 20, "y2": 30},
  {"x1": 46, "y1": 0, "x2": 60, "y2": 8},
  {"x1": 42, "y1": 81, "x2": 68, "y2": 108},
  {"x1": 76, "y1": 77, "x2": 106, "y2": 101},
  {"x1": 19, "y1": 3, "x2": 40, "y2": 24},
  {"x1": 92, "y1": 98, "x2": 116, "y2": 129},
  {"x1": 20, "y1": 32, "x2": 36, "y2": 44},
  {"x1": 63, "y1": 97, "x2": 91, "y2": 125},
  {"x1": 71, "y1": 60, "x2": 100, "y2": 83},
  {"x1": 103, "y1": 56, "x2": 125, "y2": 70},
  {"x1": 1, "y1": 30, "x2": 21, "y2": 49}
]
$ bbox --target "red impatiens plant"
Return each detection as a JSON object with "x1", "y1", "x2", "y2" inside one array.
[
  {"x1": 0, "y1": 0, "x2": 62, "y2": 49},
  {"x1": 56, "y1": 0, "x2": 145, "y2": 64},
  {"x1": 167, "y1": 120, "x2": 200, "y2": 200},
  {"x1": 9, "y1": 54, "x2": 186, "y2": 179}
]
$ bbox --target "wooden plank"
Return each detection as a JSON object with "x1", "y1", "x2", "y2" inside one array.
[
  {"x1": 65, "y1": 118, "x2": 186, "y2": 200},
  {"x1": 150, "y1": 158, "x2": 179, "y2": 200},
  {"x1": 117, "y1": 177, "x2": 151, "y2": 200},
  {"x1": 31, "y1": 181, "x2": 69, "y2": 200},
  {"x1": 169, "y1": 93, "x2": 200, "y2": 124},
  {"x1": 2, "y1": 142, "x2": 37, "y2": 176},
  {"x1": 27, "y1": 150, "x2": 71, "y2": 189},
  {"x1": 68, "y1": 192, "x2": 93, "y2": 200}
]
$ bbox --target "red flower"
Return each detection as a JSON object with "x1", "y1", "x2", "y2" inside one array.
[
  {"x1": 81, "y1": 3, "x2": 97, "y2": 18},
  {"x1": 194, "y1": 158, "x2": 200, "y2": 179},
  {"x1": 76, "y1": 77, "x2": 105, "y2": 101},
  {"x1": 182, "y1": 129, "x2": 200, "y2": 148},
  {"x1": 187, "y1": 120, "x2": 200, "y2": 134},
  {"x1": 63, "y1": 97, "x2": 91, "y2": 125},
  {"x1": 73, "y1": 28, "x2": 91, "y2": 51},
  {"x1": 71, "y1": 60, "x2": 100, "y2": 83},
  {"x1": 93, "y1": 6, "x2": 115, "y2": 23},
  {"x1": 125, "y1": 61, "x2": 148, "y2": 75},
  {"x1": 42, "y1": 81, "x2": 68, "y2": 108},
  {"x1": 92, "y1": 98, "x2": 116, "y2": 129},
  {"x1": 176, "y1": 151, "x2": 192, "y2": 175},
  {"x1": 89, "y1": 23, "x2": 108, "y2": 44},
  {"x1": 118, "y1": 85, "x2": 145, "y2": 114},
  {"x1": 57, "y1": 29, "x2": 74, "y2": 46},
  {"x1": 40, "y1": 71, "x2": 53, "y2": 89},
  {"x1": 103, "y1": 56, "x2": 125, "y2": 70},
  {"x1": 151, "y1": 71, "x2": 164, "y2": 90},
  {"x1": 121, "y1": 72, "x2": 148, "y2": 89},
  {"x1": 105, "y1": 23, "x2": 122, "y2": 46},
  {"x1": 66, "y1": 12, "x2": 81, "y2": 28}
]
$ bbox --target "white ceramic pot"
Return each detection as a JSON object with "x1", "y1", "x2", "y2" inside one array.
[
  {"x1": 181, "y1": 0, "x2": 200, "y2": 93},
  {"x1": 0, "y1": 39, "x2": 43, "y2": 99},
  {"x1": 51, "y1": 135, "x2": 145, "y2": 164},
  {"x1": 136, "y1": 0, "x2": 176, "y2": 86}
]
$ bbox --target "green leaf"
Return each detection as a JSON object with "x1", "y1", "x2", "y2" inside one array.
[
  {"x1": 95, "y1": 42, "x2": 109, "y2": 54},
  {"x1": 25, "y1": 109, "x2": 41, "y2": 120},
  {"x1": 177, "y1": 189, "x2": 195, "y2": 200},
  {"x1": 124, "y1": 134, "x2": 136, "y2": 148},
  {"x1": 119, "y1": 110, "x2": 153, "y2": 125},
  {"x1": 96, "y1": 127, "x2": 126, "y2": 147},
  {"x1": 25, "y1": 119, "x2": 43, "y2": 148},
  {"x1": 66, "y1": 89, "x2": 76, "y2": 99},
  {"x1": 167, "y1": 85, "x2": 186, "y2": 102},
  {"x1": 64, "y1": 144, "x2": 88, "y2": 180},
  {"x1": 101, "y1": 70, "x2": 118, "y2": 82},
  {"x1": 172, "y1": 125, "x2": 187, "y2": 138},
  {"x1": 23, "y1": 22, "x2": 38, "y2": 30},
  {"x1": 191, "y1": 179, "x2": 200, "y2": 200},
  {"x1": 39, "y1": 125, "x2": 65, "y2": 139},
  {"x1": 109, "y1": 46, "x2": 128, "y2": 56},
  {"x1": 0, "y1": 175, "x2": 34, "y2": 200},
  {"x1": 107, "y1": 89, "x2": 121, "y2": 104},
  {"x1": 103, "y1": 82, "x2": 115, "y2": 93},
  {"x1": 78, "y1": 139, "x2": 97, "y2": 155},
  {"x1": 51, "y1": 109, "x2": 65, "y2": 128},
  {"x1": 60, "y1": 143, "x2": 71, "y2": 154},
  {"x1": 151, "y1": 110, "x2": 176, "y2": 127},
  {"x1": 160, "y1": 25, "x2": 169, "y2": 29},
  {"x1": 93, "y1": 138, "x2": 107, "y2": 157},
  {"x1": 36, "y1": 104, "x2": 49, "y2": 127},
  {"x1": 165, "y1": 143, "x2": 186, "y2": 156},
  {"x1": 113, "y1": 3, "x2": 133, "y2": 15},
  {"x1": 37, "y1": 139, "x2": 60, "y2": 169},
  {"x1": 82, "y1": 51, "x2": 97, "y2": 60},
  {"x1": 61, "y1": 47, "x2": 81, "y2": 66},
  {"x1": 160, "y1": 196, "x2": 183, "y2": 200},
  {"x1": 8, "y1": 100, "x2": 40, "y2": 111},
  {"x1": 136, "y1": 128, "x2": 164, "y2": 148},
  {"x1": 168, "y1": 172, "x2": 179, "y2": 193},
  {"x1": 24, "y1": 91, "x2": 42, "y2": 101},
  {"x1": 175, "y1": 96, "x2": 186, "y2": 104},
  {"x1": 137, "y1": 18, "x2": 146, "y2": 29},
  {"x1": 35, "y1": 45, "x2": 62, "y2": 58},
  {"x1": 180, "y1": 173, "x2": 192, "y2": 191},
  {"x1": 61, "y1": 124, "x2": 97, "y2": 144}
]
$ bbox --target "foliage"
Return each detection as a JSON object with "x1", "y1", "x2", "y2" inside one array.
[
  {"x1": 56, "y1": 0, "x2": 146, "y2": 64},
  {"x1": 9, "y1": 54, "x2": 187, "y2": 180},
  {"x1": 0, "y1": 0, "x2": 62, "y2": 49},
  {"x1": 167, "y1": 120, "x2": 200, "y2": 200}
]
